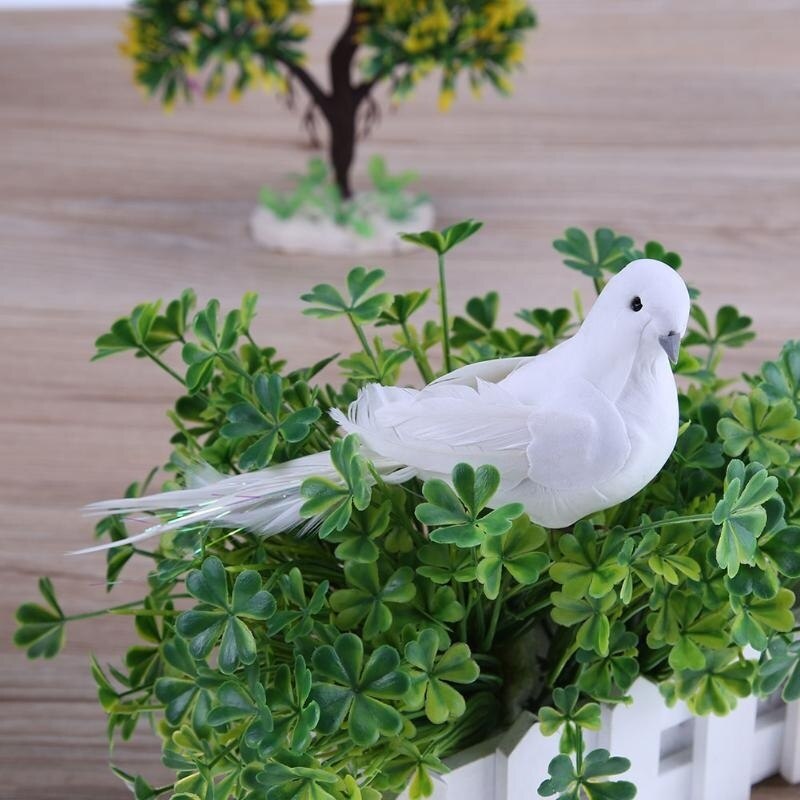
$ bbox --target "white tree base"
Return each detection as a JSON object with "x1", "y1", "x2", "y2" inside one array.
[
  {"x1": 398, "y1": 678, "x2": 800, "y2": 800},
  {"x1": 249, "y1": 200, "x2": 435, "y2": 255}
]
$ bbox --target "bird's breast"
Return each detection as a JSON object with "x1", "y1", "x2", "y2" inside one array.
[{"x1": 605, "y1": 358, "x2": 679, "y2": 500}]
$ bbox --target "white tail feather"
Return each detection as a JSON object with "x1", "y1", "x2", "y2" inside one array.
[
  {"x1": 76, "y1": 443, "x2": 410, "y2": 555},
  {"x1": 75, "y1": 451, "x2": 342, "y2": 555}
]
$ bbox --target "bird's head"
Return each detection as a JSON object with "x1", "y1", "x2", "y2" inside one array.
[{"x1": 586, "y1": 259, "x2": 691, "y2": 364}]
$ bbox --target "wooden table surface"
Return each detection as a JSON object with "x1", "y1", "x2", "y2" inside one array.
[{"x1": 1, "y1": 2, "x2": 799, "y2": 798}]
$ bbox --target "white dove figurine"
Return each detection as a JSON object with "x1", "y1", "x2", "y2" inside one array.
[{"x1": 82, "y1": 258, "x2": 690, "y2": 552}]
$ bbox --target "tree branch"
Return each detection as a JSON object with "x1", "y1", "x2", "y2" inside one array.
[
  {"x1": 279, "y1": 59, "x2": 331, "y2": 116},
  {"x1": 329, "y1": 1, "x2": 360, "y2": 100}
]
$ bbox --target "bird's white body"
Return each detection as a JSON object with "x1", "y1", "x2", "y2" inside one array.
[
  {"x1": 335, "y1": 300, "x2": 680, "y2": 528},
  {"x1": 81, "y1": 259, "x2": 691, "y2": 551}
]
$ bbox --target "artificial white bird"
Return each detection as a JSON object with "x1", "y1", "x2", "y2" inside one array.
[{"x1": 81, "y1": 258, "x2": 690, "y2": 552}]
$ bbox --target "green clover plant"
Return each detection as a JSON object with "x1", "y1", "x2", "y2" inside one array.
[{"x1": 15, "y1": 222, "x2": 800, "y2": 800}]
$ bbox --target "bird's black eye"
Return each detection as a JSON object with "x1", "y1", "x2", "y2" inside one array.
[{"x1": 630, "y1": 296, "x2": 643, "y2": 312}]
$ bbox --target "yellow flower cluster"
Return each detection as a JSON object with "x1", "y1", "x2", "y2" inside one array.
[
  {"x1": 119, "y1": 16, "x2": 158, "y2": 60},
  {"x1": 403, "y1": 1, "x2": 451, "y2": 54}
]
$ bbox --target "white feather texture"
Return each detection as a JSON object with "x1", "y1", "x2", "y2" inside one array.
[{"x1": 81, "y1": 259, "x2": 690, "y2": 552}]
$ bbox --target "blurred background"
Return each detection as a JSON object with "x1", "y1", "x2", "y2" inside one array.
[{"x1": 1, "y1": 0, "x2": 799, "y2": 797}]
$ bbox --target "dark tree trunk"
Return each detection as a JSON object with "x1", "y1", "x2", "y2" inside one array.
[
  {"x1": 326, "y1": 2, "x2": 360, "y2": 200},
  {"x1": 280, "y1": 2, "x2": 379, "y2": 201},
  {"x1": 329, "y1": 109, "x2": 356, "y2": 200}
]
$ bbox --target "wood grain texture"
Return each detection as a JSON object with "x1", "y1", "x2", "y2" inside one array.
[{"x1": 1, "y1": 3, "x2": 799, "y2": 798}]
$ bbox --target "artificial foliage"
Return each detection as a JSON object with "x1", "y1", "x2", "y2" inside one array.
[
  {"x1": 15, "y1": 222, "x2": 800, "y2": 800},
  {"x1": 121, "y1": 0, "x2": 536, "y2": 197},
  {"x1": 258, "y1": 155, "x2": 428, "y2": 238}
]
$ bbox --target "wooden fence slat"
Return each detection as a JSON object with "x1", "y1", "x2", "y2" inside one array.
[
  {"x1": 780, "y1": 701, "x2": 800, "y2": 783},
  {"x1": 691, "y1": 695, "x2": 757, "y2": 800},
  {"x1": 420, "y1": 678, "x2": 800, "y2": 799},
  {"x1": 495, "y1": 711, "x2": 560, "y2": 800},
  {"x1": 438, "y1": 733, "x2": 501, "y2": 800},
  {"x1": 598, "y1": 678, "x2": 663, "y2": 792}
]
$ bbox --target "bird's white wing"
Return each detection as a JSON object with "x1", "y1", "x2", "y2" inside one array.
[
  {"x1": 430, "y1": 356, "x2": 535, "y2": 389},
  {"x1": 525, "y1": 379, "x2": 631, "y2": 491},
  {"x1": 331, "y1": 382, "x2": 533, "y2": 484}
]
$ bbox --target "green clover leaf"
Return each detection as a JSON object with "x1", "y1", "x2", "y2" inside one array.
[
  {"x1": 759, "y1": 525, "x2": 800, "y2": 579},
  {"x1": 476, "y1": 517, "x2": 550, "y2": 599},
  {"x1": 550, "y1": 521, "x2": 628, "y2": 599},
  {"x1": 717, "y1": 389, "x2": 800, "y2": 467},
  {"x1": 207, "y1": 679, "x2": 275, "y2": 753},
  {"x1": 515, "y1": 307, "x2": 573, "y2": 347},
  {"x1": 630, "y1": 239, "x2": 682, "y2": 270},
  {"x1": 712, "y1": 460, "x2": 778, "y2": 577},
  {"x1": 673, "y1": 649, "x2": 755, "y2": 715},
  {"x1": 400, "y1": 218, "x2": 483, "y2": 255},
  {"x1": 263, "y1": 656, "x2": 321, "y2": 753},
  {"x1": 759, "y1": 340, "x2": 800, "y2": 412},
  {"x1": 576, "y1": 622, "x2": 639, "y2": 701},
  {"x1": 645, "y1": 593, "x2": 728, "y2": 671},
  {"x1": 154, "y1": 637, "x2": 226, "y2": 726},
  {"x1": 672, "y1": 423, "x2": 724, "y2": 471},
  {"x1": 538, "y1": 686, "x2": 602, "y2": 738},
  {"x1": 300, "y1": 435, "x2": 372, "y2": 538},
  {"x1": 256, "y1": 751, "x2": 338, "y2": 800},
  {"x1": 14, "y1": 577, "x2": 65, "y2": 659},
  {"x1": 551, "y1": 592, "x2": 617, "y2": 656},
  {"x1": 730, "y1": 587, "x2": 795, "y2": 651},
  {"x1": 339, "y1": 341, "x2": 413, "y2": 384},
  {"x1": 416, "y1": 463, "x2": 524, "y2": 547},
  {"x1": 181, "y1": 299, "x2": 241, "y2": 393},
  {"x1": 325, "y1": 502, "x2": 392, "y2": 564},
  {"x1": 330, "y1": 562, "x2": 416, "y2": 640},
  {"x1": 301, "y1": 266, "x2": 392, "y2": 325},
  {"x1": 268, "y1": 568, "x2": 329, "y2": 644},
  {"x1": 310, "y1": 633, "x2": 409, "y2": 746},
  {"x1": 684, "y1": 304, "x2": 755, "y2": 351},
  {"x1": 553, "y1": 227, "x2": 633, "y2": 281},
  {"x1": 404, "y1": 628, "x2": 479, "y2": 723},
  {"x1": 376, "y1": 290, "x2": 431, "y2": 327},
  {"x1": 758, "y1": 637, "x2": 800, "y2": 702},
  {"x1": 93, "y1": 291, "x2": 196, "y2": 360},
  {"x1": 538, "y1": 749, "x2": 635, "y2": 800},
  {"x1": 416, "y1": 542, "x2": 476, "y2": 584},
  {"x1": 221, "y1": 373, "x2": 321, "y2": 469},
  {"x1": 450, "y1": 291, "x2": 499, "y2": 346},
  {"x1": 176, "y1": 556, "x2": 276, "y2": 673},
  {"x1": 370, "y1": 739, "x2": 447, "y2": 800}
]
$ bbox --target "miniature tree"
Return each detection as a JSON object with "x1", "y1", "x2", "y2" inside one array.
[{"x1": 122, "y1": 0, "x2": 536, "y2": 199}]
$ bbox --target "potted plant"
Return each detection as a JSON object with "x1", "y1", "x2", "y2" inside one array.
[
  {"x1": 120, "y1": 1, "x2": 535, "y2": 253},
  {"x1": 15, "y1": 222, "x2": 800, "y2": 800}
]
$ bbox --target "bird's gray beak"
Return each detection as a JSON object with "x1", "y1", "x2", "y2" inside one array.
[{"x1": 659, "y1": 331, "x2": 681, "y2": 364}]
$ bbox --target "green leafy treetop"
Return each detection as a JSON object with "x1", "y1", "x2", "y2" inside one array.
[
  {"x1": 121, "y1": 0, "x2": 536, "y2": 197},
  {"x1": 15, "y1": 221, "x2": 800, "y2": 799}
]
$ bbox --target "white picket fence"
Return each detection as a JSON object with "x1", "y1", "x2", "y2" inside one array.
[{"x1": 400, "y1": 679, "x2": 800, "y2": 800}]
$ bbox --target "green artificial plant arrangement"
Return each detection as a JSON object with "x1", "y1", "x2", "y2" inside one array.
[
  {"x1": 121, "y1": 0, "x2": 535, "y2": 209},
  {"x1": 15, "y1": 222, "x2": 800, "y2": 800},
  {"x1": 258, "y1": 155, "x2": 428, "y2": 238}
]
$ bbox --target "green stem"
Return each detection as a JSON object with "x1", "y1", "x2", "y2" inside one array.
[
  {"x1": 437, "y1": 252, "x2": 452, "y2": 373},
  {"x1": 547, "y1": 638, "x2": 579, "y2": 687},
  {"x1": 706, "y1": 343, "x2": 718, "y2": 371},
  {"x1": 400, "y1": 320, "x2": 435, "y2": 383},
  {"x1": 483, "y1": 576, "x2": 508, "y2": 651},
  {"x1": 621, "y1": 513, "x2": 711, "y2": 537},
  {"x1": 64, "y1": 595, "x2": 189, "y2": 623},
  {"x1": 348, "y1": 315, "x2": 380, "y2": 372},
  {"x1": 220, "y1": 352, "x2": 254, "y2": 382},
  {"x1": 573, "y1": 722, "x2": 584, "y2": 773},
  {"x1": 455, "y1": 578, "x2": 468, "y2": 642},
  {"x1": 140, "y1": 346, "x2": 186, "y2": 385}
]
